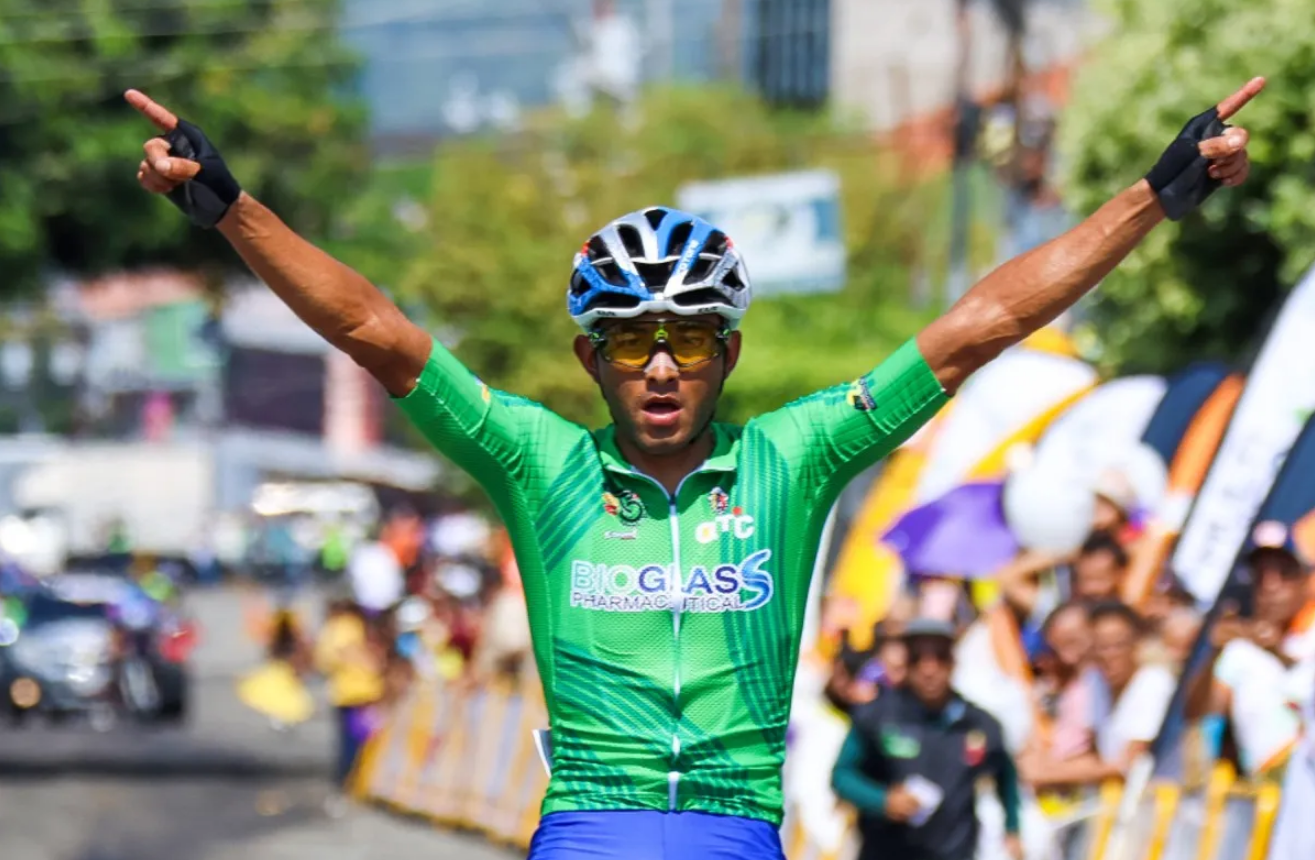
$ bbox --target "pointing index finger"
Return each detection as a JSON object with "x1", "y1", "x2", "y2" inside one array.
[
  {"x1": 1216, "y1": 76, "x2": 1266, "y2": 121},
  {"x1": 124, "y1": 89, "x2": 179, "y2": 132}
]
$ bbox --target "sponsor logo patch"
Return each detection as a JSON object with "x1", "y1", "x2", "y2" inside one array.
[
  {"x1": 602, "y1": 489, "x2": 644, "y2": 525},
  {"x1": 694, "y1": 509, "x2": 755, "y2": 544},
  {"x1": 569, "y1": 549, "x2": 775, "y2": 614}
]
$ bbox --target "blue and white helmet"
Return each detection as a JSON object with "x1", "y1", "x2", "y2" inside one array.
[{"x1": 568, "y1": 206, "x2": 752, "y2": 330}]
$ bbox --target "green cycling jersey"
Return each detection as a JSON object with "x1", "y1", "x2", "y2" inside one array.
[{"x1": 397, "y1": 337, "x2": 947, "y2": 824}]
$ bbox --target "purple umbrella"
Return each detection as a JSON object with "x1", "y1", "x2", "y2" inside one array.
[{"x1": 881, "y1": 482, "x2": 1019, "y2": 579}]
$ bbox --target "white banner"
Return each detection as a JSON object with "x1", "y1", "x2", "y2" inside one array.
[
  {"x1": 677, "y1": 170, "x2": 846, "y2": 295},
  {"x1": 1172, "y1": 266, "x2": 1315, "y2": 604}
]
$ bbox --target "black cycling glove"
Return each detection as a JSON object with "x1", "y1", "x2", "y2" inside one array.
[
  {"x1": 1144, "y1": 107, "x2": 1230, "y2": 221},
  {"x1": 161, "y1": 119, "x2": 242, "y2": 229}
]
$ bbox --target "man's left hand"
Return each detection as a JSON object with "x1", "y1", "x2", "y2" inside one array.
[{"x1": 1145, "y1": 77, "x2": 1264, "y2": 219}]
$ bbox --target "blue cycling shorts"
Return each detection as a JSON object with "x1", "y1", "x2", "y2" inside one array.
[{"x1": 528, "y1": 810, "x2": 786, "y2": 860}]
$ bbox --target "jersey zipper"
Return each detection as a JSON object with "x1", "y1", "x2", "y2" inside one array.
[{"x1": 624, "y1": 466, "x2": 709, "y2": 812}]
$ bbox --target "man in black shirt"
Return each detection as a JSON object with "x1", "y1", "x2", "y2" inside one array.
[{"x1": 831, "y1": 618, "x2": 1023, "y2": 860}]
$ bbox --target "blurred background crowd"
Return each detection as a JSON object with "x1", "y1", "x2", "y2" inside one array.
[{"x1": 3, "y1": 0, "x2": 1315, "y2": 858}]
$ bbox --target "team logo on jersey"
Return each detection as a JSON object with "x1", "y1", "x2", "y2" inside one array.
[
  {"x1": 846, "y1": 376, "x2": 878, "y2": 413},
  {"x1": 964, "y1": 730, "x2": 987, "y2": 767},
  {"x1": 569, "y1": 549, "x2": 775, "y2": 614},
  {"x1": 695, "y1": 506, "x2": 754, "y2": 544},
  {"x1": 709, "y1": 487, "x2": 729, "y2": 515},
  {"x1": 846, "y1": 377, "x2": 876, "y2": 412},
  {"x1": 602, "y1": 490, "x2": 644, "y2": 525}
]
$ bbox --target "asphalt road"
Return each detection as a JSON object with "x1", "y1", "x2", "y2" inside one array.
[{"x1": 0, "y1": 586, "x2": 516, "y2": 860}]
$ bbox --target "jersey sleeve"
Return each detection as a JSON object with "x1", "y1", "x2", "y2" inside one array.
[
  {"x1": 393, "y1": 337, "x2": 551, "y2": 494},
  {"x1": 758, "y1": 337, "x2": 948, "y2": 497}
]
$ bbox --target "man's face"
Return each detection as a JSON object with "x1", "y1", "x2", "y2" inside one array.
[
  {"x1": 905, "y1": 635, "x2": 954, "y2": 709},
  {"x1": 1074, "y1": 548, "x2": 1125, "y2": 602},
  {"x1": 574, "y1": 313, "x2": 741, "y2": 456},
  {"x1": 1251, "y1": 550, "x2": 1308, "y2": 628},
  {"x1": 1092, "y1": 614, "x2": 1138, "y2": 691}
]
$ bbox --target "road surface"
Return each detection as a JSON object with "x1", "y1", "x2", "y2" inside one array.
[{"x1": 0, "y1": 586, "x2": 516, "y2": 860}]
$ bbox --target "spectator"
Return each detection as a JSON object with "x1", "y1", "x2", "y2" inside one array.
[
  {"x1": 1015, "y1": 602, "x2": 1095, "y2": 847},
  {"x1": 865, "y1": 620, "x2": 911, "y2": 690},
  {"x1": 1021, "y1": 602, "x2": 1174, "y2": 790},
  {"x1": 825, "y1": 628, "x2": 880, "y2": 716},
  {"x1": 1149, "y1": 605, "x2": 1203, "y2": 669},
  {"x1": 1068, "y1": 532, "x2": 1128, "y2": 604},
  {"x1": 1031, "y1": 603, "x2": 1094, "y2": 762},
  {"x1": 1185, "y1": 521, "x2": 1314, "y2": 779},
  {"x1": 314, "y1": 598, "x2": 386, "y2": 816},
  {"x1": 380, "y1": 505, "x2": 426, "y2": 574},
  {"x1": 1091, "y1": 468, "x2": 1138, "y2": 541},
  {"x1": 236, "y1": 607, "x2": 315, "y2": 730},
  {"x1": 832, "y1": 619, "x2": 1023, "y2": 860}
]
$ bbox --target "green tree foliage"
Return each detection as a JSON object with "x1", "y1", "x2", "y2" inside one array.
[
  {"x1": 0, "y1": 0, "x2": 366, "y2": 295},
  {"x1": 399, "y1": 86, "x2": 942, "y2": 428},
  {"x1": 1058, "y1": 0, "x2": 1313, "y2": 372}
]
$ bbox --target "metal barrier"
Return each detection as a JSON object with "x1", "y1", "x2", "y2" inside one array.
[
  {"x1": 351, "y1": 678, "x2": 552, "y2": 851},
  {"x1": 351, "y1": 682, "x2": 1287, "y2": 860}
]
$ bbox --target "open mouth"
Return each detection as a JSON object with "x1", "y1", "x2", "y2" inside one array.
[{"x1": 641, "y1": 398, "x2": 682, "y2": 427}]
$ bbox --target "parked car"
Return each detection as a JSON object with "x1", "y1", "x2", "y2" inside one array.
[{"x1": 0, "y1": 568, "x2": 194, "y2": 727}]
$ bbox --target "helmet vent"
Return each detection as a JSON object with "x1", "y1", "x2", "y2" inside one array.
[
  {"x1": 706, "y1": 231, "x2": 729, "y2": 255},
  {"x1": 589, "y1": 292, "x2": 642, "y2": 311},
  {"x1": 634, "y1": 260, "x2": 676, "y2": 288},
  {"x1": 687, "y1": 255, "x2": 717, "y2": 282},
  {"x1": 595, "y1": 259, "x2": 630, "y2": 288},
  {"x1": 666, "y1": 221, "x2": 694, "y2": 257},
  {"x1": 617, "y1": 225, "x2": 646, "y2": 260},
  {"x1": 587, "y1": 236, "x2": 610, "y2": 261},
  {"x1": 723, "y1": 268, "x2": 746, "y2": 291},
  {"x1": 644, "y1": 208, "x2": 667, "y2": 230},
  {"x1": 672, "y1": 288, "x2": 729, "y2": 309},
  {"x1": 569, "y1": 270, "x2": 590, "y2": 297}
]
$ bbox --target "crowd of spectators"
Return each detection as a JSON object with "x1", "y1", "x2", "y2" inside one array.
[
  {"x1": 236, "y1": 501, "x2": 532, "y2": 815},
  {"x1": 820, "y1": 474, "x2": 1315, "y2": 858}
]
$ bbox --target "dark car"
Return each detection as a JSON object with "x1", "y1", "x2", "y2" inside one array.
[{"x1": 0, "y1": 574, "x2": 193, "y2": 727}]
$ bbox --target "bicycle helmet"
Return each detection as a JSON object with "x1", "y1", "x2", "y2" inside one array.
[{"x1": 567, "y1": 206, "x2": 752, "y2": 330}]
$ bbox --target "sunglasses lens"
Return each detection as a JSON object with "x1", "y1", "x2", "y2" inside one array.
[
  {"x1": 598, "y1": 320, "x2": 723, "y2": 368},
  {"x1": 603, "y1": 325, "x2": 654, "y2": 367},
  {"x1": 667, "y1": 321, "x2": 720, "y2": 366}
]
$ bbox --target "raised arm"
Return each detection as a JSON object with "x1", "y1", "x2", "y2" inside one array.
[
  {"x1": 918, "y1": 77, "x2": 1265, "y2": 394},
  {"x1": 125, "y1": 90, "x2": 429, "y2": 397}
]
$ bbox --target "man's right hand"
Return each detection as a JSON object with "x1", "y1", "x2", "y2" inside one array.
[
  {"x1": 883, "y1": 784, "x2": 922, "y2": 823},
  {"x1": 125, "y1": 89, "x2": 243, "y2": 228}
]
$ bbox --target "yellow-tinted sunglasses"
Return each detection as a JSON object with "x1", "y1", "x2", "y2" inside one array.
[{"x1": 590, "y1": 318, "x2": 730, "y2": 369}]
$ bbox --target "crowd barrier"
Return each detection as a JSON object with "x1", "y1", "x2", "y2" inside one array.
[{"x1": 351, "y1": 679, "x2": 1286, "y2": 860}]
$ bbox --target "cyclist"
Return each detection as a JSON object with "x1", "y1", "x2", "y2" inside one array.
[{"x1": 124, "y1": 79, "x2": 1261, "y2": 859}]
